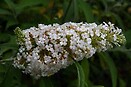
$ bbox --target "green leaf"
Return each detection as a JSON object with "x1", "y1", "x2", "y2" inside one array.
[
  {"x1": 62, "y1": 0, "x2": 74, "y2": 22},
  {"x1": 81, "y1": 59, "x2": 92, "y2": 86},
  {"x1": 124, "y1": 30, "x2": 131, "y2": 44},
  {"x1": 4, "y1": 0, "x2": 15, "y2": 10},
  {"x1": 39, "y1": 79, "x2": 46, "y2": 87},
  {"x1": 73, "y1": 0, "x2": 79, "y2": 21},
  {"x1": 77, "y1": 0, "x2": 94, "y2": 22},
  {"x1": 0, "y1": 64, "x2": 6, "y2": 73},
  {"x1": 119, "y1": 78, "x2": 126, "y2": 87},
  {"x1": 111, "y1": 13, "x2": 124, "y2": 29},
  {"x1": 91, "y1": 86, "x2": 104, "y2": 87},
  {"x1": 75, "y1": 61, "x2": 88, "y2": 87},
  {"x1": 100, "y1": 0, "x2": 108, "y2": 11},
  {"x1": 81, "y1": 59, "x2": 89, "y2": 79},
  {"x1": 0, "y1": 64, "x2": 8, "y2": 85},
  {"x1": 0, "y1": 33, "x2": 10, "y2": 43},
  {"x1": 0, "y1": 43, "x2": 18, "y2": 56},
  {"x1": 99, "y1": 53, "x2": 117, "y2": 87},
  {"x1": 123, "y1": 11, "x2": 131, "y2": 21},
  {"x1": 0, "y1": 65, "x2": 21, "y2": 87},
  {"x1": 102, "y1": 11, "x2": 124, "y2": 29},
  {"x1": 6, "y1": 20, "x2": 18, "y2": 30},
  {"x1": 39, "y1": 78, "x2": 53, "y2": 87},
  {"x1": 124, "y1": 51, "x2": 131, "y2": 61},
  {"x1": 0, "y1": 35, "x2": 18, "y2": 56},
  {"x1": 16, "y1": 0, "x2": 49, "y2": 11},
  {"x1": 6, "y1": 20, "x2": 18, "y2": 29},
  {"x1": 0, "y1": 8, "x2": 11, "y2": 15}
]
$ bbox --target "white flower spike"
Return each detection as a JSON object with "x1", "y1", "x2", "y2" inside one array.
[{"x1": 14, "y1": 22, "x2": 126, "y2": 79}]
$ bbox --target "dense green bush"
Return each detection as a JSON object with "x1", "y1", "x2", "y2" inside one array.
[{"x1": 0, "y1": 0, "x2": 131, "y2": 87}]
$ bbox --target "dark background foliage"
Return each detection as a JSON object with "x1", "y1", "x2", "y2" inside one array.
[{"x1": 0, "y1": 0, "x2": 131, "y2": 87}]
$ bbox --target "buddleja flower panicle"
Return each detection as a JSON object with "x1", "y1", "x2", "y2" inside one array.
[{"x1": 13, "y1": 22, "x2": 126, "y2": 79}]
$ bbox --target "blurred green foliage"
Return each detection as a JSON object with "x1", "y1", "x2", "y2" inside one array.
[{"x1": 0, "y1": 0, "x2": 131, "y2": 87}]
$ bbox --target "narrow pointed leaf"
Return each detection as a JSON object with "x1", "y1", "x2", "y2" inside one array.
[
  {"x1": 99, "y1": 53, "x2": 117, "y2": 87},
  {"x1": 75, "y1": 61, "x2": 88, "y2": 87}
]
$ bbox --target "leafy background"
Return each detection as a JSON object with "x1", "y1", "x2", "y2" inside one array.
[{"x1": 0, "y1": 0, "x2": 131, "y2": 87}]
